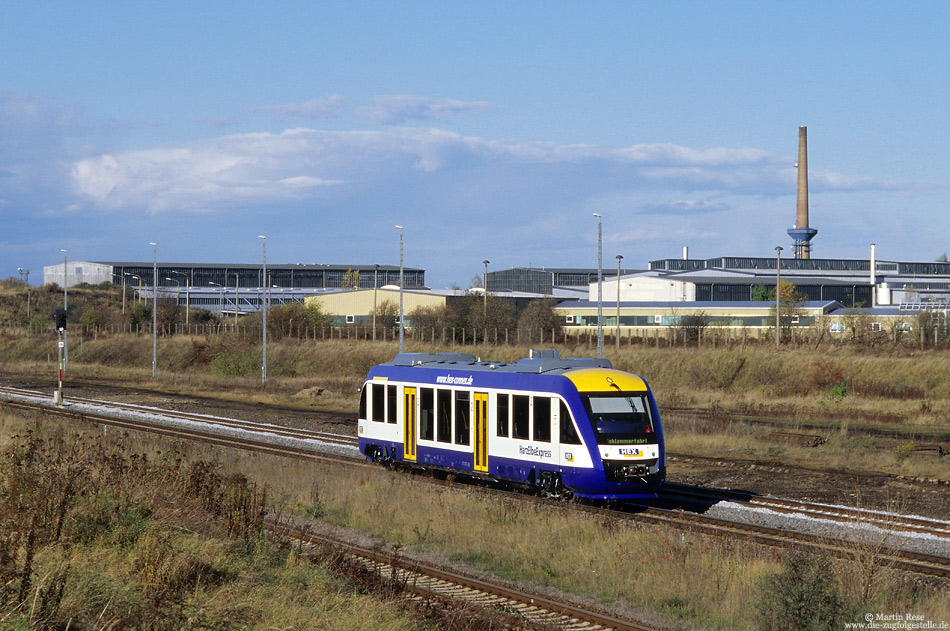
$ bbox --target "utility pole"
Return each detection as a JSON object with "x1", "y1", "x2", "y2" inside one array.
[
  {"x1": 482, "y1": 259, "x2": 490, "y2": 319},
  {"x1": 593, "y1": 214, "x2": 603, "y2": 359},
  {"x1": 616, "y1": 254, "x2": 623, "y2": 349},
  {"x1": 775, "y1": 246, "x2": 783, "y2": 349}
]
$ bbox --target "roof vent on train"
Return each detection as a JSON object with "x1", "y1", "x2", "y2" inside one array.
[
  {"x1": 515, "y1": 350, "x2": 612, "y2": 373},
  {"x1": 391, "y1": 352, "x2": 478, "y2": 367}
]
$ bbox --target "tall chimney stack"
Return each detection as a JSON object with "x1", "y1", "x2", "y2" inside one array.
[
  {"x1": 787, "y1": 126, "x2": 818, "y2": 259},
  {"x1": 796, "y1": 126, "x2": 809, "y2": 231}
]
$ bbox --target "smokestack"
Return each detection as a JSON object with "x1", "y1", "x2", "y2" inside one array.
[
  {"x1": 787, "y1": 126, "x2": 818, "y2": 259},
  {"x1": 796, "y1": 126, "x2": 809, "y2": 232},
  {"x1": 682, "y1": 246, "x2": 688, "y2": 260}
]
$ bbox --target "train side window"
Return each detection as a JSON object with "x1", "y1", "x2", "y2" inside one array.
[
  {"x1": 436, "y1": 389, "x2": 452, "y2": 443},
  {"x1": 559, "y1": 401, "x2": 581, "y2": 444},
  {"x1": 533, "y1": 397, "x2": 551, "y2": 442},
  {"x1": 512, "y1": 395, "x2": 530, "y2": 439},
  {"x1": 386, "y1": 384, "x2": 398, "y2": 424},
  {"x1": 359, "y1": 386, "x2": 367, "y2": 420},
  {"x1": 496, "y1": 393, "x2": 509, "y2": 437},
  {"x1": 419, "y1": 388, "x2": 434, "y2": 441},
  {"x1": 371, "y1": 383, "x2": 385, "y2": 422},
  {"x1": 454, "y1": 390, "x2": 470, "y2": 445}
]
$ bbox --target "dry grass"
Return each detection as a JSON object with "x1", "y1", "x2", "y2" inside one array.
[
  {"x1": 662, "y1": 414, "x2": 950, "y2": 481},
  {"x1": 251, "y1": 456, "x2": 950, "y2": 630},
  {"x1": 4, "y1": 408, "x2": 949, "y2": 630},
  {"x1": 0, "y1": 412, "x2": 439, "y2": 631}
]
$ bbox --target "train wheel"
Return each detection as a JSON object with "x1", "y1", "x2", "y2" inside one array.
[{"x1": 538, "y1": 471, "x2": 565, "y2": 499}]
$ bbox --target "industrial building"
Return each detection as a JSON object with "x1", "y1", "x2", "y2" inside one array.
[
  {"x1": 43, "y1": 261, "x2": 423, "y2": 290},
  {"x1": 42, "y1": 261, "x2": 425, "y2": 316},
  {"x1": 38, "y1": 128, "x2": 950, "y2": 333},
  {"x1": 486, "y1": 266, "x2": 638, "y2": 296},
  {"x1": 305, "y1": 287, "x2": 547, "y2": 327}
]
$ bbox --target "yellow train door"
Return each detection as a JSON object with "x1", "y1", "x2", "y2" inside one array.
[
  {"x1": 474, "y1": 392, "x2": 489, "y2": 472},
  {"x1": 403, "y1": 387, "x2": 417, "y2": 461}
]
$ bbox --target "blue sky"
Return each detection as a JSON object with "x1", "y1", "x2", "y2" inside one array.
[{"x1": 2, "y1": 1, "x2": 948, "y2": 288}]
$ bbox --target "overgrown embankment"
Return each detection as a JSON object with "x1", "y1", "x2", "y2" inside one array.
[
  {"x1": 0, "y1": 424, "x2": 443, "y2": 630},
  {"x1": 3, "y1": 332, "x2": 949, "y2": 422}
]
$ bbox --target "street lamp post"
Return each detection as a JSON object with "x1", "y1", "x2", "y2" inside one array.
[
  {"x1": 775, "y1": 246, "x2": 783, "y2": 349},
  {"x1": 259, "y1": 235, "x2": 267, "y2": 385},
  {"x1": 593, "y1": 214, "x2": 603, "y2": 359},
  {"x1": 372, "y1": 264, "x2": 379, "y2": 341},
  {"x1": 61, "y1": 249, "x2": 68, "y2": 371},
  {"x1": 171, "y1": 271, "x2": 190, "y2": 327},
  {"x1": 482, "y1": 260, "x2": 490, "y2": 319},
  {"x1": 209, "y1": 282, "x2": 223, "y2": 318},
  {"x1": 164, "y1": 277, "x2": 180, "y2": 333},
  {"x1": 122, "y1": 272, "x2": 135, "y2": 314},
  {"x1": 150, "y1": 242, "x2": 157, "y2": 379},
  {"x1": 616, "y1": 254, "x2": 623, "y2": 349},
  {"x1": 232, "y1": 274, "x2": 240, "y2": 323},
  {"x1": 18, "y1": 268, "x2": 30, "y2": 323},
  {"x1": 395, "y1": 225, "x2": 404, "y2": 353}
]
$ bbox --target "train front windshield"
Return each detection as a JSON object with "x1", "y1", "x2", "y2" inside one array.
[{"x1": 582, "y1": 393, "x2": 656, "y2": 445}]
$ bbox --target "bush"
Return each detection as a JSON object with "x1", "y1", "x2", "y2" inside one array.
[
  {"x1": 211, "y1": 343, "x2": 259, "y2": 377},
  {"x1": 757, "y1": 552, "x2": 852, "y2": 630},
  {"x1": 809, "y1": 360, "x2": 845, "y2": 391}
]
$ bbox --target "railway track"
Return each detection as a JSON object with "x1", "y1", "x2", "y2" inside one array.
[
  {"x1": 664, "y1": 407, "x2": 950, "y2": 444},
  {"x1": 660, "y1": 482, "x2": 950, "y2": 540},
  {"x1": 2, "y1": 385, "x2": 948, "y2": 581},
  {"x1": 269, "y1": 519, "x2": 662, "y2": 631}
]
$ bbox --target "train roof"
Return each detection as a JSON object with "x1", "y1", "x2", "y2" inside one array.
[{"x1": 385, "y1": 350, "x2": 611, "y2": 375}]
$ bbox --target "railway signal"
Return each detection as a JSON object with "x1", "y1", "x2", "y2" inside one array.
[{"x1": 53, "y1": 309, "x2": 67, "y2": 405}]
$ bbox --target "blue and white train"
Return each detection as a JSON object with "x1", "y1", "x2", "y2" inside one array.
[{"x1": 357, "y1": 350, "x2": 665, "y2": 500}]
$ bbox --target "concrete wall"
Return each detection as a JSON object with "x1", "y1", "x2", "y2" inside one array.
[
  {"x1": 592, "y1": 275, "x2": 696, "y2": 302},
  {"x1": 42, "y1": 261, "x2": 113, "y2": 288}
]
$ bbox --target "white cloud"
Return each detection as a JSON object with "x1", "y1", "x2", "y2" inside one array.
[
  {"x1": 255, "y1": 95, "x2": 347, "y2": 120},
  {"x1": 359, "y1": 95, "x2": 495, "y2": 124},
  {"x1": 69, "y1": 125, "x2": 895, "y2": 217}
]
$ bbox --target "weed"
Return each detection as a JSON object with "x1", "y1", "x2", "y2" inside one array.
[
  {"x1": 893, "y1": 443, "x2": 915, "y2": 463},
  {"x1": 825, "y1": 380, "x2": 848, "y2": 402}
]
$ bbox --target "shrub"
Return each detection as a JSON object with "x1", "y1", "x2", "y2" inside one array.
[
  {"x1": 210, "y1": 343, "x2": 259, "y2": 377},
  {"x1": 757, "y1": 552, "x2": 852, "y2": 630},
  {"x1": 825, "y1": 381, "x2": 848, "y2": 402},
  {"x1": 809, "y1": 360, "x2": 845, "y2": 391}
]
